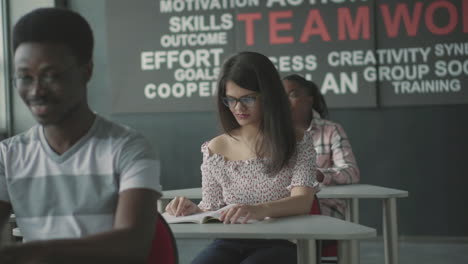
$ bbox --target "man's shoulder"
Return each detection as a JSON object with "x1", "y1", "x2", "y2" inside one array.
[
  {"x1": 0, "y1": 125, "x2": 40, "y2": 151},
  {"x1": 93, "y1": 115, "x2": 142, "y2": 141},
  {"x1": 92, "y1": 115, "x2": 153, "y2": 154}
]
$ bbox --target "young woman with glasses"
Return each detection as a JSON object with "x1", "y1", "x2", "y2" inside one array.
[{"x1": 165, "y1": 51, "x2": 319, "y2": 264}]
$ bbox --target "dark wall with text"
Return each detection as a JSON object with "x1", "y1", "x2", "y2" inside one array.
[
  {"x1": 107, "y1": 0, "x2": 468, "y2": 112},
  {"x1": 70, "y1": 0, "x2": 468, "y2": 236}
]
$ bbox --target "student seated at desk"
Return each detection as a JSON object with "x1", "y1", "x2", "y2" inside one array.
[
  {"x1": 165, "y1": 51, "x2": 319, "y2": 264},
  {"x1": 283, "y1": 74, "x2": 360, "y2": 219},
  {"x1": 0, "y1": 8, "x2": 161, "y2": 264}
]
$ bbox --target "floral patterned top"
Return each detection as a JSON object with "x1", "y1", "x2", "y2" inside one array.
[{"x1": 198, "y1": 131, "x2": 319, "y2": 211}]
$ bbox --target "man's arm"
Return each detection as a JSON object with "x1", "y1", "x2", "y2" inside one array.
[
  {"x1": 0, "y1": 201, "x2": 12, "y2": 248},
  {"x1": 0, "y1": 188, "x2": 161, "y2": 264}
]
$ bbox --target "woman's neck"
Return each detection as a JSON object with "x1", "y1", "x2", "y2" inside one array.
[
  {"x1": 294, "y1": 115, "x2": 312, "y2": 130},
  {"x1": 236, "y1": 123, "x2": 261, "y2": 146}
]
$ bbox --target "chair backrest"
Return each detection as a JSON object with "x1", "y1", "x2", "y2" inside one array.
[
  {"x1": 309, "y1": 195, "x2": 322, "y2": 215},
  {"x1": 308, "y1": 195, "x2": 338, "y2": 261},
  {"x1": 147, "y1": 213, "x2": 178, "y2": 264}
]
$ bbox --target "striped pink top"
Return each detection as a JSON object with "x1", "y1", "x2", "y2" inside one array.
[
  {"x1": 308, "y1": 110, "x2": 360, "y2": 219},
  {"x1": 198, "y1": 131, "x2": 319, "y2": 211}
]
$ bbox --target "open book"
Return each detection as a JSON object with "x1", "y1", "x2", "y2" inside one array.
[{"x1": 162, "y1": 204, "x2": 257, "y2": 224}]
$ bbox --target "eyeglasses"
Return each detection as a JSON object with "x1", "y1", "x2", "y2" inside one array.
[
  {"x1": 222, "y1": 95, "x2": 260, "y2": 108},
  {"x1": 13, "y1": 65, "x2": 77, "y2": 89}
]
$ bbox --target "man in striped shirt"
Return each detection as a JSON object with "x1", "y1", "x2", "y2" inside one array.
[{"x1": 0, "y1": 8, "x2": 161, "y2": 263}]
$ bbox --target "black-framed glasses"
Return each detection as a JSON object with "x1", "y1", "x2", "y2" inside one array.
[
  {"x1": 222, "y1": 95, "x2": 260, "y2": 108},
  {"x1": 12, "y1": 65, "x2": 77, "y2": 89}
]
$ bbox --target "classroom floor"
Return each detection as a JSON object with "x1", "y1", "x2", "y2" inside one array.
[
  {"x1": 176, "y1": 237, "x2": 468, "y2": 264},
  {"x1": 360, "y1": 239, "x2": 468, "y2": 264}
]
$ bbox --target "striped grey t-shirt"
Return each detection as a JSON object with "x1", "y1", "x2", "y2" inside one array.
[{"x1": 0, "y1": 115, "x2": 161, "y2": 241}]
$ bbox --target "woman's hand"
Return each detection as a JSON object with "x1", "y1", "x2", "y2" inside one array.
[
  {"x1": 316, "y1": 170, "x2": 324, "y2": 182},
  {"x1": 165, "y1": 196, "x2": 201, "y2": 216},
  {"x1": 219, "y1": 204, "x2": 267, "y2": 224}
]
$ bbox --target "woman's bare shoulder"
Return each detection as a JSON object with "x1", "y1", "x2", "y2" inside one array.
[{"x1": 207, "y1": 133, "x2": 232, "y2": 155}]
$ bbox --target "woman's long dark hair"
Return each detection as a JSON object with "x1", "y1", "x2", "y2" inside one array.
[
  {"x1": 283, "y1": 74, "x2": 329, "y2": 119},
  {"x1": 217, "y1": 51, "x2": 296, "y2": 174}
]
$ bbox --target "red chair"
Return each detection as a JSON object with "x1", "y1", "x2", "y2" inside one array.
[
  {"x1": 147, "y1": 213, "x2": 178, "y2": 264},
  {"x1": 309, "y1": 195, "x2": 321, "y2": 215},
  {"x1": 309, "y1": 196, "x2": 338, "y2": 263}
]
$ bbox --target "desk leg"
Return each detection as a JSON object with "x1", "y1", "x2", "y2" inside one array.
[
  {"x1": 157, "y1": 199, "x2": 169, "y2": 213},
  {"x1": 297, "y1": 239, "x2": 317, "y2": 264},
  {"x1": 345, "y1": 199, "x2": 360, "y2": 264},
  {"x1": 337, "y1": 240, "x2": 350, "y2": 264},
  {"x1": 383, "y1": 198, "x2": 399, "y2": 264},
  {"x1": 350, "y1": 198, "x2": 360, "y2": 264}
]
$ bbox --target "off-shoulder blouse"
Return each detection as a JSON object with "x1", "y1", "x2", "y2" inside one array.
[{"x1": 198, "y1": 131, "x2": 319, "y2": 211}]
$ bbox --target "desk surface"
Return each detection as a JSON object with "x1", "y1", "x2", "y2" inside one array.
[
  {"x1": 162, "y1": 187, "x2": 201, "y2": 200},
  {"x1": 12, "y1": 215, "x2": 375, "y2": 241},
  {"x1": 318, "y1": 184, "x2": 408, "y2": 199},
  {"x1": 161, "y1": 184, "x2": 408, "y2": 200},
  {"x1": 169, "y1": 214, "x2": 376, "y2": 240}
]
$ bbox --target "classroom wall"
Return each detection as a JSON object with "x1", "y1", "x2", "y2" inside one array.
[
  {"x1": 9, "y1": 0, "x2": 55, "y2": 134},
  {"x1": 8, "y1": 0, "x2": 459, "y2": 237}
]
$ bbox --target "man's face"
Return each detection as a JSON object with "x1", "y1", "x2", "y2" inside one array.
[{"x1": 14, "y1": 43, "x2": 91, "y2": 126}]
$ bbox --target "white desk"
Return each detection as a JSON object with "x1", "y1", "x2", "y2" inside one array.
[
  {"x1": 318, "y1": 184, "x2": 408, "y2": 264},
  {"x1": 11, "y1": 214, "x2": 376, "y2": 264},
  {"x1": 159, "y1": 184, "x2": 408, "y2": 264},
  {"x1": 170, "y1": 214, "x2": 376, "y2": 264}
]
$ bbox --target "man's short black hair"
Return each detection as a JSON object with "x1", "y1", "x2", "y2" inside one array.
[{"x1": 13, "y1": 7, "x2": 94, "y2": 65}]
